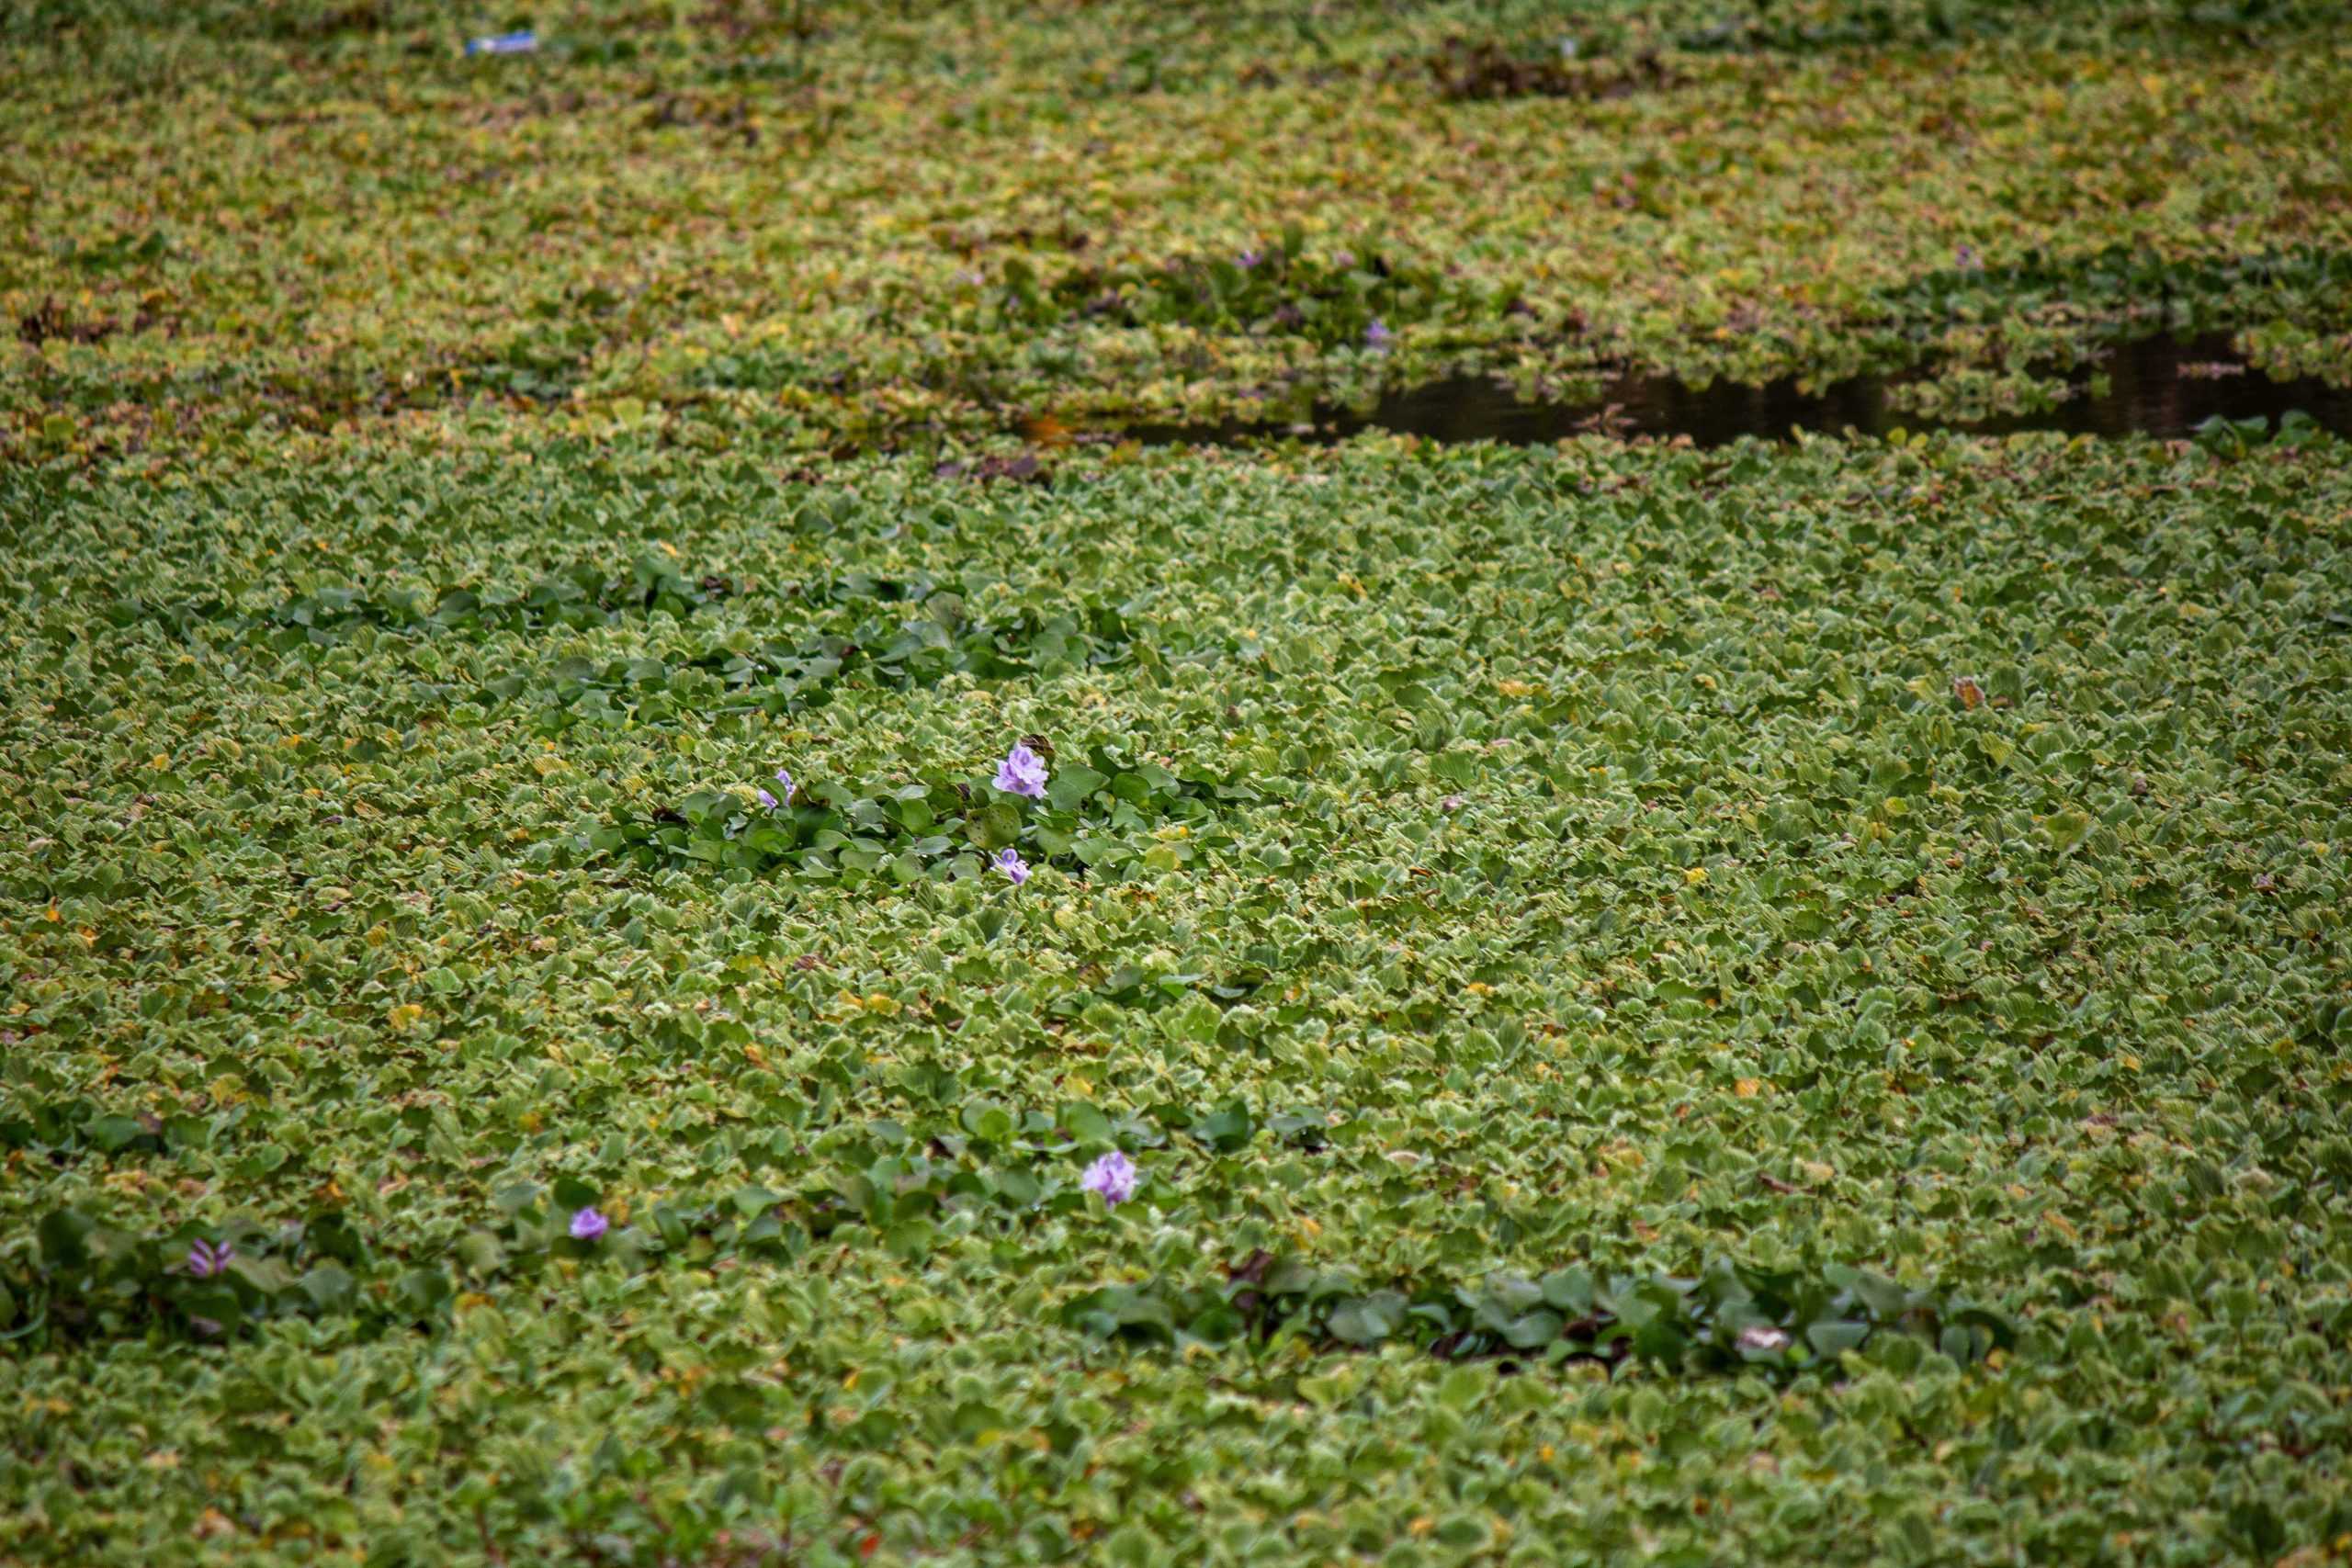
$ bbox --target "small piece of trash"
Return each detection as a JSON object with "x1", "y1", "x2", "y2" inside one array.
[{"x1": 465, "y1": 30, "x2": 537, "y2": 56}]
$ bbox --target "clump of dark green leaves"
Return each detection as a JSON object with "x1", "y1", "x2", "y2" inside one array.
[
  {"x1": 1067, "y1": 1253, "x2": 2013, "y2": 1376},
  {"x1": 18, "y1": 1206, "x2": 371, "y2": 1344},
  {"x1": 14, "y1": 1187, "x2": 797, "y2": 1344},
  {"x1": 998, "y1": 231, "x2": 1508, "y2": 348},
  {"x1": 577, "y1": 744, "x2": 1239, "y2": 885},
  {"x1": 118, "y1": 556, "x2": 729, "y2": 647},
  {"x1": 11, "y1": 1095, "x2": 1207, "y2": 1345},
  {"x1": 1077, "y1": 1250, "x2": 2013, "y2": 1372},
  {"x1": 522, "y1": 587, "x2": 1134, "y2": 729},
  {"x1": 1869, "y1": 243, "x2": 2352, "y2": 334}
]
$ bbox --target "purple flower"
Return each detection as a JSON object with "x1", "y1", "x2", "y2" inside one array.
[
  {"x1": 992, "y1": 846, "x2": 1030, "y2": 886},
  {"x1": 1441, "y1": 794, "x2": 1465, "y2": 812},
  {"x1": 1363, "y1": 319, "x2": 1395, "y2": 351},
  {"x1": 773, "y1": 768, "x2": 795, "y2": 805},
  {"x1": 1955, "y1": 243, "x2": 1982, "y2": 272},
  {"x1": 993, "y1": 742, "x2": 1048, "y2": 800},
  {"x1": 569, "y1": 1207, "x2": 609, "y2": 1242},
  {"x1": 1080, "y1": 1150, "x2": 1137, "y2": 1207},
  {"x1": 755, "y1": 788, "x2": 778, "y2": 810},
  {"x1": 1238, "y1": 249, "x2": 1262, "y2": 269},
  {"x1": 185, "y1": 1238, "x2": 233, "y2": 1279}
]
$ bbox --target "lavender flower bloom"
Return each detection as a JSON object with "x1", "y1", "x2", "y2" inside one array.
[
  {"x1": 1363, "y1": 319, "x2": 1395, "y2": 351},
  {"x1": 1080, "y1": 1150, "x2": 1137, "y2": 1207},
  {"x1": 992, "y1": 846, "x2": 1030, "y2": 886},
  {"x1": 773, "y1": 768, "x2": 795, "y2": 805},
  {"x1": 993, "y1": 742, "x2": 1048, "y2": 800},
  {"x1": 569, "y1": 1207, "x2": 609, "y2": 1242},
  {"x1": 1237, "y1": 249, "x2": 1262, "y2": 269},
  {"x1": 186, "y1": 1239, "x2": 233, "y2": 1279},
  {"x1": 755, "y1": 788, "x2": 778, "y2": 809}
]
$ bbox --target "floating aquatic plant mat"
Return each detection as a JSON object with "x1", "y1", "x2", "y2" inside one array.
[
  {"x1": 10, "y1": 0, "x2": 2352, "y2": 462},
  {"x1": 6, "y1": 427, "x2": 2351, "y2": 1562}
]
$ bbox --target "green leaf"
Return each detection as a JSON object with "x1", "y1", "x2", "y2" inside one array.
[
  {"x1": 2044, "y1": 808, "x2": 2094, "y2": 855},
  {"x1": 300, "y1": 1264, "x2": 356, "y2": 1313},
  {"x1": 394, "y1": 1267, "x2": 454, "y2": 1317},
  {"x1": 1046, "y1": 765, "x2": 1109, "y2": 812},
  {"x1": 36, "y1": 1209, "x2": 96, "y2": 1269},
  {"x1": 1805, "y1": 1319, "x2": 1871, "y2": 1357},
  {"x1": 453, "y1": 1231, "x2": 507, "y2": 1279},
  {"x1": 1435, "y1": 1366, "x2": 1487, "y2": 1410},
  {"x1": 1541, "y1": 1266, "x2": 1594, "y2": 1314},
  {"x1": 1328, "y1": 1292, "x2": 1405, "y2": 1345},
  {"x1": 1502, "y1": 1308, "x2": 1564, "y2": 1349},
  {"x1": 85, "y1": 1115, "x2": 147, "y2": 1153},
  {"x1": 492, "y1": 1182, "x2": 543, "y2": 1216},
  {"x1": 552, "y1": 1176, "x2": 599, "y2": 1212},
  {"x1": 731, "y1": 1184, "x2": 780, "y2": 1218},
  {"x1": 967, "y1": 802, "x2": 1023, "y2": 851},
  {"x1": 885, "y1": 1219, "x2": 936, "y2": 1260},
  {"x1": 1192, "y1": 1101, "x2": 1256, "y2": 1153},
  {"x1": 1059, "y1": 1102, "x2": 1114, "y2": 1145},
  {"x1": 960, "y1": 1100, "x2": 1015, "y2": 1144}
]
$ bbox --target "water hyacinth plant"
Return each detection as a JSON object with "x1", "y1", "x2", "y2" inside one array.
[
  {"x1": 9, "y1": 3, "x2": 2352, "y2": 1558},
  {"x1": 1080, "y1": 1151, "x2": 1138, "y2": 1207},
  {"x1": 993, "y1": 741, "x2": 1048, "y2": 799},
  {"x1": 754, "y1": 767, "x2": 795, "y2": 813},
  {"x1": 10, "y1": 409, "x2": 2351, "y2": 1568},
  {"x1": 587, "y1": 741, "x2": 1231, "y2": 889},
  {"x1": 183, "y1": 1239, "x2": 233, "y2": 1279}
]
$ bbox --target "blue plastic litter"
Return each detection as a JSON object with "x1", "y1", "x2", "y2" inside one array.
[{"x1": 464, "y1": 30, "x2": 537, "y2": 55}]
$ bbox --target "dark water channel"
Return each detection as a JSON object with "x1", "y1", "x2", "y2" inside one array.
[{"x1": 1119, "y1": 333, "x2": 2351, "y2": 448}]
